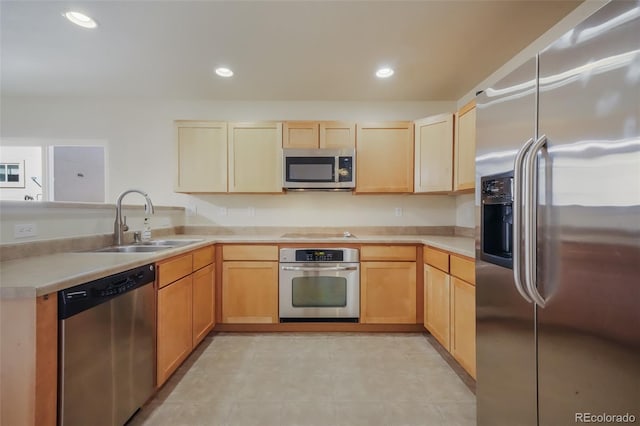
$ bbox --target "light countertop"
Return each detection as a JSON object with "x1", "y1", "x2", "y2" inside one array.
[{"x1": 0, "y1": 234, "x2": 474, "y2": 297}]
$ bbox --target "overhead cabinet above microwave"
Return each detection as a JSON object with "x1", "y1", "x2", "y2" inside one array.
[{"x1": 283, "y1": 121, "x2": 355, "y2": 150}]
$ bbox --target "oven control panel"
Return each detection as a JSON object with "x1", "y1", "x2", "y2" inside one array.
[
  {"x1": 279, "y1": 248, "x2": 359, "y2": 263},
  {"x1": 295, "y1": 249, "x2": 344, "y2": 262}
]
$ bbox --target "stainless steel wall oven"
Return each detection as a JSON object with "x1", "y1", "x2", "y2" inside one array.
[{"x1": 279, "y1": 248, "x2": 359, "y2": 322}]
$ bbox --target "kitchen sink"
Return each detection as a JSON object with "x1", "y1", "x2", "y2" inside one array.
[
  {"x1": 92, "y1": 245, "x2": 176, "y2": 253},
  {"x1": 89, "y1": 238, "x2": 205, "y2": 253},
  {"x1": 138, "y1": 239, "x2": 204, "y2": 246}
]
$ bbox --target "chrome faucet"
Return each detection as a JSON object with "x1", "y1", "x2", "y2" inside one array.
[{"x1": 114, "y1": 189, "x2": 154, "y2": 246}]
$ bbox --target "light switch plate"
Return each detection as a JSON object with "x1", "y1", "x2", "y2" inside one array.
[{"x1": 14, "y1": 223, "x2": 37, "y2": 238}]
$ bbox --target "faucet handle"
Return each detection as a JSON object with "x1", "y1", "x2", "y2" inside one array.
[{"x1": 122, "y1": 215, "x2": 129, "y2": 232}]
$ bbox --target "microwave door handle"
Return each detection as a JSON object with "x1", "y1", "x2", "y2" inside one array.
[
  {"x1": 281, "y1": 266, "x2": 358, "y2": 272},
  {"x1": 335, "y1": 156, "x2": 340, "y2": 183}
]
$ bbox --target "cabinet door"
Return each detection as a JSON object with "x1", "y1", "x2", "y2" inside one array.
[
  {"x1": 320, "y1": 121, "x2": 355, "y2": 149},
  {"x1": 228, "y1": 122, "x2": 283, "y2": 193},
  {"x1": 451, "y1": 277, "x2": 476, "y2": 378},
  {"x1": 192, "y1": 264, "x2": 215, "y2": 347},
  {"x1": 175, "y1": 121, "x2": 227, "y2": 192},
  {"x1": 157, "y1": 276, "x2": 193, "y2": 386},
  {"x1": 454, "y1": 102, "x2": 476, "y2": 191},
  {"x1": 222, "y1": 261, "x2": 278, "y2": 323},
  {"x1": 424, "y1": 264, "x2": 451, "y2": 350},
  {"x1": 360, "y1": 261, "x2": 416, "y2": 323},
  {"x1": 283, "y1": 121, "x2": 319, "y2": 149},
  {"x1": 356, "y1": 122, "x2": 414, "y2": 193},
  {"x1": 414, "y1": 114, "x2": 454, "y2": 192}
]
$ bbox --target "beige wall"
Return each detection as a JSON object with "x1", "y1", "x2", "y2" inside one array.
[{"x1": 0, "y1": 98, "x2": 460, "y2": 234}]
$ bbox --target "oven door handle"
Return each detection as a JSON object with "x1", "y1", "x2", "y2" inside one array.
[{"x1": 281, "y1": 266, "x2": 358, "y2": 272}]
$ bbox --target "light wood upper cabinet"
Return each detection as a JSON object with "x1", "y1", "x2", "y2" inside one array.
[
  {"x1": 360, "y1": 261, "x2": 417, "y2": 324},
  {"x1": 222, "y1": 260, "x2": 279, "y2": 324},
  {"x1": 283, "y1": 121, "x2": 355, "y2": 149},
  {"x1": 414, "y1": 113, "x2": 454, "y2": 193},
  {"x1": 424, "y1": 264, "x2": 451, "y2": 350},
  {"x1": 283, "y1": 121, "x2": 319, "y2": 149},
  {"x1": 175, "y1": 121, "x2": 227, "y2": 193},
  {"x1": 320, "y1": 122, "x2": 355, "y2": 149},
  {"x1": 454, "y1": 101, "x2": 476, "y2": 191},
  {"x1": 356, "y1": 122, "x2": 414, "y2": 193},
  {"x1": 157, "y1": 275, "x2": 193, "y2": 386},
  {"x1": 451, "y1": 276, "x2": 477, "y2": 378},
  {"x1": 228, "y1": 122, "x2": 283, "y2": 193}
]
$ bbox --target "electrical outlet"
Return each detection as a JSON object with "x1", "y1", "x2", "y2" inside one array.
[
  {"x1": 218, "y1": 207, "x2": 228, "y2": 216},
  {"x1": 394, "y1": 207, "x2": 403, "y2": 217},
  {"x1": 248, "y1": 207, "x2": 255, "y2": 217},
  {"x1": 14, "y1": 223, "x2": 37, "y2": 238}
]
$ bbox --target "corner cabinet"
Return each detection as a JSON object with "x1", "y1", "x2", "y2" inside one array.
[
  {"x1": 454, "y1": 101, "x2": 476, "y2": 192},
  {"x1": 221, "y1": 245, "x2": 279, "y2": 323},
  {"x1": 174, "y1": 121, "x2": 228, "y2": 192},
  {"x1": 360, "y1": 245, "x2": 417, "y2": 323},
  {"x1": 283, "y1": 121, "x2": 355, "y2": 149},
  {"x1": 228, "y1": 122, "x2": 283, "y2": 193},
  {"x1": 156, "y1": 245, "x2": 215, "y2": 387},
  {"x1": 414, "y1": 113, "x2": 454, "y2": 193},
  {"x1": 356, "y1": 122, "x2": 414, "y2": 193}
]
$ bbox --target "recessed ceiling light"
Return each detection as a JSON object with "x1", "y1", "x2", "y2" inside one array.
[
  {"x1": 64, "y1": 11, "x2": 98, "y2": 29},
  {"x1": 215, "y1": 67, "x2": 234, "y2": 78},
  {"x1": 376, "y1": 67, "x2": 394, "y2": 78}
]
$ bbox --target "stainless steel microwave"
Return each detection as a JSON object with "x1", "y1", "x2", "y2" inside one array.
[{"x1": 282, "y1": 148, "x2": 355, "y2": 190}]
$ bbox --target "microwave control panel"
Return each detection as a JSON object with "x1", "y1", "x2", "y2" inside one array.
[{"x1": 338, "y1": 157, "x2": 353, "y2": 182}]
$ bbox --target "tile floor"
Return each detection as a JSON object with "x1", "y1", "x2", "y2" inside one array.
[{"x1": 128, "y1": 333, "x2": 476, "y2": 426}]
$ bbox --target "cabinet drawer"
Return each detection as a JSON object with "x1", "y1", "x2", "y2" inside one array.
[
  {"x1": 450, "y1": 255, "x2": 475, "y2": 285},
  {"x1": 222, "y1": 245, "x2": 278, "y2": 261},
  {"x1": 193, "y1": 245, "x2": 215, "y2": 270},
  {"x1": 424, "y1": 247, "x2": 449, "y2": 272},
  {"x1": 158, "y1": 253, "x2": 193, "y2": 288},
  {"x1": 360, "y1": 245, "x2": 416, "y2": 261}
]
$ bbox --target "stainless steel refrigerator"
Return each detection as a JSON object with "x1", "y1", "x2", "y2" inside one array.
[{"x1": 476, "y1": 1, "x2": 640, "y2": 425}]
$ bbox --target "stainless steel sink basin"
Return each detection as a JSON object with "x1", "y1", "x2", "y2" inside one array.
[
  {"x1": 89, "y1": 238, "x2": 205, "y2": 253},
  {"x1": 139, "y1": 239, "x2": 204, "y2": 246},
  {"x1": 93, "y1": 245, "x2": 176, "y2": 253}
]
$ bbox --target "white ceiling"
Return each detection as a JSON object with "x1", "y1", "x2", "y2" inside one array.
[{"x1": 0, "y1": 1, "x2": 582, "y2": 101}]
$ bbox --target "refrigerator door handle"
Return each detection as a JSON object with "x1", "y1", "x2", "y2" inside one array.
[
  {"x1": 512, "y1": 137, "x2": 535, "y2": 303},
  {"x1": 523, "y1": 134, "x2": 548, "y2": 307}
]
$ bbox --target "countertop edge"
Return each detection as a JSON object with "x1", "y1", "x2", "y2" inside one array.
[{"x1": 1, "y1": 235, "x2": 475, "y2": 297}]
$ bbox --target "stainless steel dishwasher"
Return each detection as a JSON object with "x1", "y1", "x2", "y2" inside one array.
[{"x1": 58, "y1": 264, "x2": 155, "y2": 426}]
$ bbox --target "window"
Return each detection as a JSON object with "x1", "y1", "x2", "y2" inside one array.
[{"x1": 0, "y1": 161, "x2": 25, "y2": 188}]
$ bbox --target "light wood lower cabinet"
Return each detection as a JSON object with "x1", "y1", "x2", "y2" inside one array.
[
  {"x1": 360, "y1": 261, "x2": 417, "y2": 323},
  {"x1": 157, "y1": 275, "x2": 193, "y2": 386},
  {"x1": 424, "y1": 246, "x2": 476, "y2": 378},
  {"x1": 156, "y1": 245, "x2": 216, "y2": 387},
  {"x1": 222, "y1": 261, "x2": 279, "y2": 323},
  {"x1": 451, "y1": 276, "x2": 476, "y2": 378},
  {"x1": 424, "y1": 264, "x2": 451, "y2": 350},
  {"x1": 192, "y1": 263, "x2": 215, "y2": 346}
]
